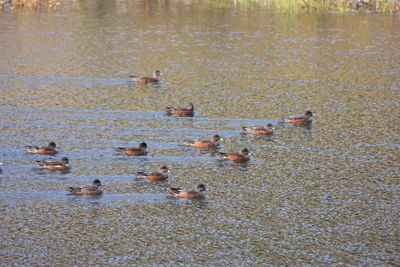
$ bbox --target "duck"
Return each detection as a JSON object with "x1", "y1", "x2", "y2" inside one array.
[
  {"x1": 284, "y1": 111, "x2": 313, "y2": 124},
  {"x1": 129, "y1": 70, "x2": 161, "y2": 84},
  {"x1": 218, "y1": 148, "x2": 251, "y2": 163},
  {"x1": 115, "y1": 142, "x2": 148, "y2": 156},
  {"x1": 36, "y1": 157, "x2": 70, "y2": 171},
  {"x1": 26, "y1": 141, "x2": 58, "y2": 155},
  {"x1": 136, "y1": 165, "x2": 170, "y2": 181},
  {"x1": 242, "y1": 123, "x2": 274, "y2": 135},
  {"x1": 184, "y1": 134, "x2": 222, "y2": 148},
  {"x1": 166, "y1": 103, "x2": 194, "y2": 117},
  {"x1": 68, "y1": 179, "x2": 103, "y2": 195},
  {"x1": 169, "y1": 184, "x2": 206, "y2": 199}
]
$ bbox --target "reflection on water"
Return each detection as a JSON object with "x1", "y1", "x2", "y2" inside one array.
[{"x1": 0, "y1": 1, "x2": 399, "y2": 265}]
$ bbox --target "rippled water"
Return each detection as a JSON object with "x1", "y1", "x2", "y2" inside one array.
[{"x1": 0, "y1": 1, "x2": 399, "y2": 265}]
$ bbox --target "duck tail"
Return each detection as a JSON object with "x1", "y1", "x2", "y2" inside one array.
[
  {"x1": 183, "y1": 141, "x2": 195, "y2": 146},
  {"x1": 68, "y1": 186, "x2": 81, "y2": 194},
  {"x1": 170, "y1": 187, "x2": 181, "y2": 194},
  {"x1": 67, "y1": 186, "x2": 76, "y2": 192},
  {"x1": 165, "y1": 107, "x2": 176, "y2": 114},
  {"x1": 36, "y1": 159, "x2": 47, "y2": 167},
  {"x1": 128, "y1": 76, "x2": 138, "y2": 82},
  {"x1": 168, "y1": 187, "x2": 181, "y2": 198},
  {"x1": 217, "y1": 152, "x2": 228, "y2": 160},
  {"x1": 136, "y1": 171, "x2": 146, "y2": 178},
  {"x1": 26, "y1": 145, "x2": 38, "y2": 152}
]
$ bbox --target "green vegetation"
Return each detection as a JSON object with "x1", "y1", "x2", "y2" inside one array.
[
  {"x1": 1, "y1": 0, "x2": 399, "y2": 13},
  {"x1": 258, "y1": 0, "x2": 400, "y2": 13},
  {"x1": 222, "y1": 0, "x2": 400, "y2": 13}
]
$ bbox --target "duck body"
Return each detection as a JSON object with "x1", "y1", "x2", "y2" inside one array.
[
  {"x1": 129, "y1": 70, "x2": 161, "y2": 84},
  {"x1": 36, "y1": 157, "x2": 70, "y2": 171},
  {"x1": 26, "y1": 142, "x2": 58, "y2": 155},
  {"x1": 285, "y1": 111, "x2": 313, "y2": 124},
  {"x1": 169, "y1": 184, "x2": 206, "y2": 199},
  {"x1": 218, "y1": 148, "x2": 251, "y2": 163},
  {"x1": 136, "y1": 165, "x2": 169, "y2": 181},
  {"x1": 115, "y1": 142, "x2": 148, "y2": 156},
  {"x1": 68, "y1": 179, "x2": 103, "y2": 195},
  {"x1": 166, "y1": 103, "x2": 194, "y2": 117},
  {"x1": 184, "y1": 134, "x2": 221, "y2": 148},
  {"x1": 242, "y1": 124, "x2": 274, "y2": 135}
]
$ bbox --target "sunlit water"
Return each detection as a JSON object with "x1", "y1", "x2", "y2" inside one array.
[{"x1": 0, "y1": 1, "x2": 399, "y2": 265}]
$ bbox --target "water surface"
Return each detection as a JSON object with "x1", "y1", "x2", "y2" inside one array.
[{"x1": 0, "y1": 1, "x2": 399, "y2": 265}]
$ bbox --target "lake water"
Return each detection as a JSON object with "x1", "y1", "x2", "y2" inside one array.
[{"x1": 0, "y1": 1, "x2": 399, "y2": 265}]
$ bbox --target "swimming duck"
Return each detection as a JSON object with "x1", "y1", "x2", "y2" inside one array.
[
  {"x1": 218, "y1": 148, "x2": 251, "y2": 163},
  {"x1": 26, "y1": 141, "x2": 58, "y2": 155},
  {"x1": 68, "y1": 179, "x2": 103, "y2": 195},
  {"x1": 242, "y1": 123, "x2": 274, "y2": 135},
  {"x1": 115, "y1": 142, "x2": 148, "y2": 156},
  {"x1": 166, "y1": 103, "x2": 194, "y2": 117},
  {"x1": 36, "y1": 157, "x2": 70, "y2": 171},
  {"x1": 284, "y1": 111, "x2": 313, "y2": 124},
  {"x1": 129, "y1": 70, "x2": 161, "y2": 84},
  {"x1": 169, "y1": 184, "x2": 206, "y2": 199},
  {"x1": 136, "y1": 165, "x2": 170, "y2": 181},
  {"x1": 184, "y1": 134, "x2": 222, "y2": 148}
]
